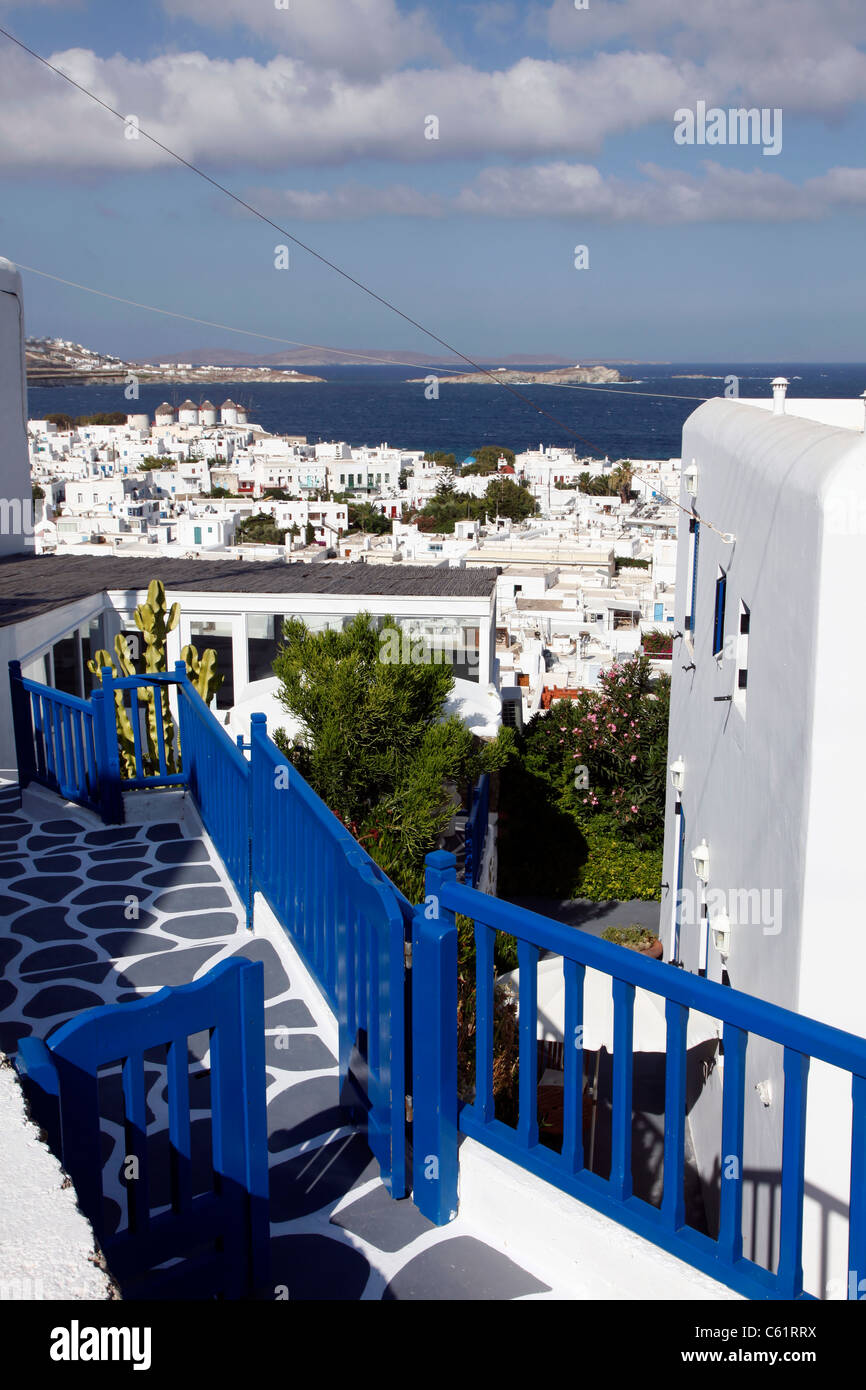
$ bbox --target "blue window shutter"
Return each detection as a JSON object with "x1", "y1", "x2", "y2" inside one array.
[
  {"x1": 713, "y1": 572, "x2": 727, "y2": 656},
  {"x1": 686, "y1": 520, "x2": 700, "y2": 631}
]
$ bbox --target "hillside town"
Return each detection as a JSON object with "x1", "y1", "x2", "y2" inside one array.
[{"x1": 27, "y1": 403, "x2": 680, "y2": 728}]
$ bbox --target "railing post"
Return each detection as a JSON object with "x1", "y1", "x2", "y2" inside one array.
[
  {"x1": 247, "y1": 712, "x2": 270, "y2": 931},
  {"x1": 412, "y1": 850, "x2": 459, "y2": 1225},
  {"x1": 173, "y1": 660, "x2": 188, "y2": 774},
  {"x1": 8, "y1": 660, "x2": 35, "y2": 789},
  {"x1": 95, "y1": 666, "x2": 124, "y2": 825}
]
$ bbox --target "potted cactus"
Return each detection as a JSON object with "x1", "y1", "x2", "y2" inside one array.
[
  {"x1": 87, "y1": 579, "x2": 223, "y2": 779},
  {"x1": 601, "y1": 923, "x2": 664, "y2": 959}
]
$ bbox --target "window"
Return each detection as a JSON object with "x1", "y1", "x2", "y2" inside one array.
[
  {"x1": 685, "y1": 519, "x2": 700, "y2": 633},
  {"x1": 734, "y1": 602, "x2": 750, "y2": 711},
  {"x1": 190, "y1": 620, "x2": 234, "y2": 709},
  {"x1": 713, "y1": 570, "x2": 727, "y2": 657},
  {"x1": 247, "y1": 614, "x2": 285, "y2": 683}
]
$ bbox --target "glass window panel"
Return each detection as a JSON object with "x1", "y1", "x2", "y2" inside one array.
[{"x1": 190, "y1": 621, "x2": 234, "y2": 708}]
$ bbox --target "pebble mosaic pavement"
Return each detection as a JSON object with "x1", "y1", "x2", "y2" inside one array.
[{"x1": 0, "y1": 783, "x2": 553, "y2": 1301}]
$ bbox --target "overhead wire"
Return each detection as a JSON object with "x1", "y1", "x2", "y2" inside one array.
[{"x1": 0, "y1": 23, "x2": 733, "y2": 539}]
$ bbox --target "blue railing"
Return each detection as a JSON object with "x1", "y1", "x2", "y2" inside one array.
[
  {"x1": 464, "y1": 771, "x2": 490, "y2": 888},
  {"x1": 10, "y1": 660, "x2": 101, "y2": 813},
  {"x1": 249, "y1": 713, "x2": 410, "y2": 1196},
  {"x1": 413, "y1": 852, "x2": 866, "y2": 1302},
  {"x1": 176, "y1": 670, "x2": 252, "y2": 919},
  {"x1": 14, "y1": 661, "x2": 866, "y2": 1300},
  {"x1": 16, "y1": 959, "x2": 270, "y2": 1299},
  {"x1": 8, "y1": 662, "x2": 409, "y2": 1200}
]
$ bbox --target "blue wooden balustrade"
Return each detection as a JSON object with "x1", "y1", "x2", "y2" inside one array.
[
  {"x1": 8, "y1": 662, "x2": 409, "y2": 1199},
  {"x1": 249, "y1": 712, "x2": 410, "y2": 1195},
  {"x1": 11, "y1": 660, "x2": 866, "y2": 1301},
  {"x1": 413, "y1": 851, "x2": 866, "y2": 1302},
  {"x1": 463, "y1": 771, "x2": 490, "y2": 888},
  {"x1": 16, "y1": 959, "x2": 270, "y2": 1300}
]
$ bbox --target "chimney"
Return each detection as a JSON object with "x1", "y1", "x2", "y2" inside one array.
[{"x1": 772, "y1": 377, "x2": 789, "y2": 415}]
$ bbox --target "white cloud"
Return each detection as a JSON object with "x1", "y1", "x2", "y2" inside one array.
[
  {"x1": 1, "y1": 37, "x2": 865, "y2": 177},
  {"x1": 0, "y1": 45, "x2": 708, "y2": 172},
  {"x1": 541, "y1": 0, "x2": 866, "y2": 61},
  {"x1": 162, "y1": 0, "x2": 449, "y2": 79},
  {"x1": 250, "y1": 162, "x2": 866, "y2": 224}
]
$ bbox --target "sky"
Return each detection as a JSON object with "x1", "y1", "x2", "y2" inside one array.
[{"x1": 1, "y1": 0, "x2": 865, "y2": 362}]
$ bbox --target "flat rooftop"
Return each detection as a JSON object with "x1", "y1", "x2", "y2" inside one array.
[{"x1": 0, "y1": 555, "x2": 498, "y2": 628}]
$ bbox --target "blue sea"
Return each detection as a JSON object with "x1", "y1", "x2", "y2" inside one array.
[{"x1": 26, "y1": 363, "x2": 866, "y2": 463}]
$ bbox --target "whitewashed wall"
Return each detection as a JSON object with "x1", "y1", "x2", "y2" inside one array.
[
  {"x1": 0, "y1": 258, "x2": 34, "y2": 558},
  {"x1": 663, "y1": 396, "x2": 866, "y2": 1297}
]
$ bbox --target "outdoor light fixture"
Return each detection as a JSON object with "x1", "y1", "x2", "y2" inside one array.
[
  {"x1": 684, "y1": 460, "x2": 698, "y2": 496},
  {"x1": 691, "y1": 839, "x2": 710, "y2": 883},
  {"x1": 669, "y1": 756, "x2": 685, "y2": 791},
  {"x1": 710, "y1": 911, "x2": 731, "y2": 958}
]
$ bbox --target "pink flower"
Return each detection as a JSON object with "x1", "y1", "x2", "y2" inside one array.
[
  {"x1": 631, "y1": 805, "x2": 638, "y2": 813},
  {"x1": 560, "y1": 726, "x2": 567, "y2": 732},
  {"x1": 630, "y1": 754, "x2": 637, "y2": 762},
  {"x1": 608, "y1": 723, "x2": 617, "y2": 732}
]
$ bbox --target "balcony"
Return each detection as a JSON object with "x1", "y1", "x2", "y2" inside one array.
[{"x1": 3, "y1": 662, "x2": 865, "y2": 1302}]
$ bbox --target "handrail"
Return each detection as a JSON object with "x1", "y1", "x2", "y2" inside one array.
[
  {"x1": 414, "y1": 851, "x2": 866, "y2": 1302},
  {"x1": 16, "y1": 676, "x2": 91, "y2": 713},
  {"x1": 442, "y1": 880, "x2": 866, "y2": 1078}
]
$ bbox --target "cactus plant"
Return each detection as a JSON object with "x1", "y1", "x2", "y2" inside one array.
[
  {"x1": 86, "y1": 579, "x2": 223, "y2": 780},
  {"x1": 134, "y1": 580, "x2": 181, "y2": 773},
  {"x1": 181, "y1": 643, "x2": 225, "y2": 705},
  {"x1": 86, "y1": 637, "x2": 138, "y2": 778}
]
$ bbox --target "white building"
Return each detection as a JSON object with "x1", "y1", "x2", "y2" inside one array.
[
  {"x1": 662, "y1": 384, "x2": 866, "y2": 1299},
  {"x1": 0, "y1": 258, "x2": 34, "y2": 558}
]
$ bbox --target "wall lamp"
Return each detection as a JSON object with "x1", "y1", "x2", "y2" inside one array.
[{"x1": 691, "y1": 839, "x2": 710, "y2": 883}]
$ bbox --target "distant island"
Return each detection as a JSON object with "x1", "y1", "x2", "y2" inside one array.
[
  {"x1": 407, "y1": 364, "x2": 633, "y2": 386},
  {"x1": 25, "y1": 338, "x2": 325, "y2": 387}
]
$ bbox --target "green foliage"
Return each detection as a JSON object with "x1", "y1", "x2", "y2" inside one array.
[
  {"x1": 262, "y1": 488, "x2": 298, "y2": 501},
  {"x1": 271, "y1": 612, "x2": 516, "y2": 897},
  {"x1": 424, "y1": 451, "x2": 458, "y2": 468},
  {"x1": 572, "y1": 819, "x2": 663, "y2": 901},
  {"x1": 642, "y1": 628, "x2": 673, "y2": 653},
  {"x1": 47, "y1": 412, "x2": 127, "y2": 428},
  {"x1": 601, "y1": 923, "x2": 658, "y2": 948},
  {"x1": 304, "y1": 522, "x2": 316, "y2": 547},
  {"x1": 237, "y1": 513, "x2": 287, "y2": 545},
  {"x1": 523, "y1": 655, "x2": 669, "y2": 850},
  {"x1": 461, "y1": 446, "x2": 515, "y2": 476},
  {"x1": 347, "y1": 502, "x2": 391, "y2": 535},
  {"x1": 141, "y1": 456, "x2": 175, "y2": 470},
  {"x1": 484, "y1": 476, "x2": 537, "y2": 522},
  {"x1": 616, "y1": 556, "x2": 651, "y2": 571},
  {"x1": 32, "y1": 483, "x2": 45, "y2": 501},
  {"x1": 499, "y1": 655, "x2": 668, "y2": 903}
]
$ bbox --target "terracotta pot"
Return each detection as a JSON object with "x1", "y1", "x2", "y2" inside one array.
[{"x1": 637, "y1": 937, "x2": 664, "y2": 959}]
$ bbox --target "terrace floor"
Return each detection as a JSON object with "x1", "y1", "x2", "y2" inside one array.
[
  {"x1": 0, "y1": 782, "x2": 557, "y2": 1300},
  {"x1": 0, "y1": 781, "x2": 732, "y2": 1301}
]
